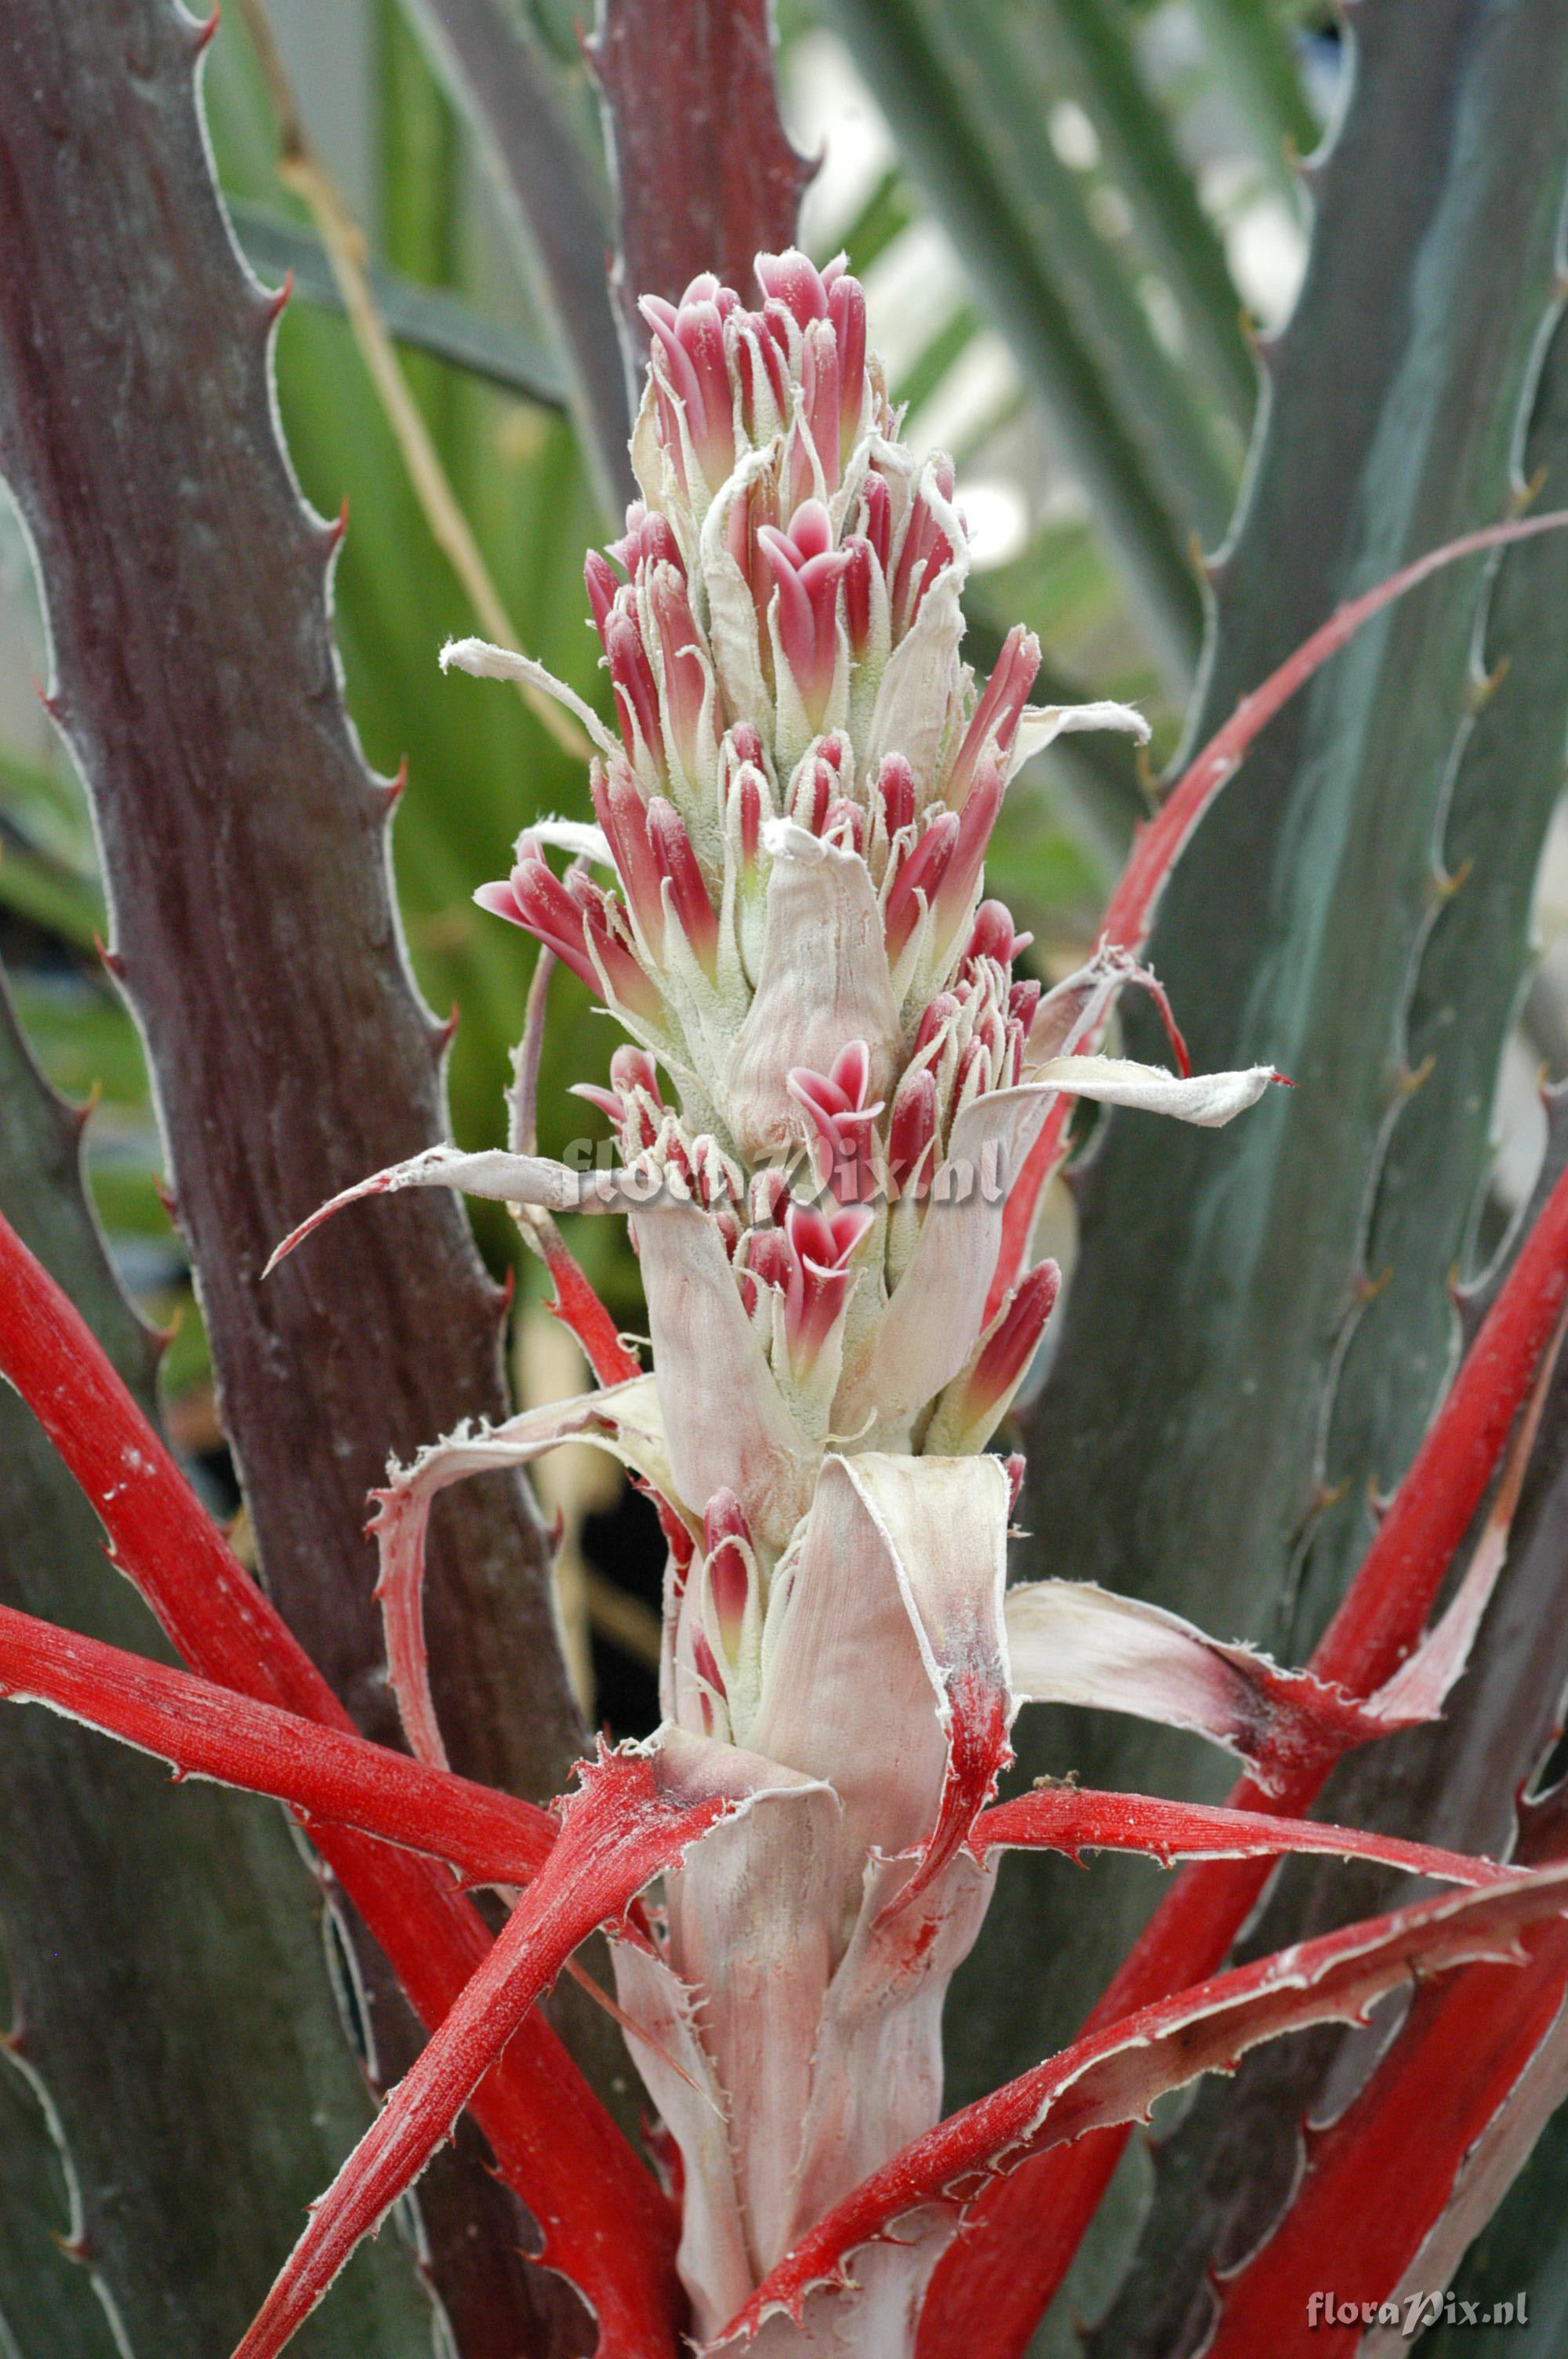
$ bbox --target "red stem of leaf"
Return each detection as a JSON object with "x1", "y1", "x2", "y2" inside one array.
[{"x1": 541, "y1": 1223, "x2": 642, "y2": 1388}]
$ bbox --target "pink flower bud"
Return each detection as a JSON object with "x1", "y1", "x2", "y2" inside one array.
[
  {"x1": 1004, "y1": 1452, "x2": 1027, "y2": 1517},
  {"x1": 750, "y1": 1166, "x2": 790, "y2": 1227},
  {"x1": 474, "y1": 849, "x2": 601, "y2": 994},
  {"x1": 648, "y1": 798, "x2": 719, "y2": 974},
  {"x1": 590, "y1": 758, "x2": 666, "y2": 954},
  {"x1": 690, "y1": 1135, "x2": 742, "y2": 1212},
  {"x1": 661, "y1": 1125, "x2": 696, "y2": 1198},
  {"x1": 724, "y1": 719, "x2": 766, "y2": 772},
  {"x1": 964, "y1": 899, "x2": 1032, "y2": 970},
  {"x1": 712, "y1": 1199, "x2": 742, "y2": 1258},
  {"x1": 733, "y1": 313, "x2": 789, "y2": 439},
  {"x1": 875, "y1": 753, "x2": 916, "y2": 843},
  {"x1": 702, "y1": 1488, "x2": 756, "y2": 1661},
  {"x1": 953, "y1": 1036, "x2": 992, "y2": 1121},
  {"x1": 604, "y1": 604, "x2": 664, "y2": 772},
  {"x1": 841, "y1": 536, "x2": 877, "y2": 659},
  {"x1": 827, "y1": 272, "x2": 868, "y2": 460},
  {"x1": 476, "y1": 846, "x2": 663, "y2": 1025},
  {"x1": 757, "y1": 500, "x2": 851, "y2": 731},
  {"x1": 727, "y1": 765, "x2": 767, "y2": 867},
  {"x1": 612, "y1": 505, "x2": 684, "y2": 580},
  {"x1": 724, "y1": 467, "x2": 781, "y2": 628},
  {"x1": 691, "y1": 1627, "x2": 728, "y2": 1714},
  {"x1": 798, "y1": 320, "x2": 843, "y2": 496},
  {"x1": 929, "y1": 765, "x2": 1004, "y2": 961},
  {"x1": 859, "y1": 469, "x2": 892, "y2": 569},
  {"x1": 926, "y1": 1261, "x2": 1061, "y2": 1454},
  {"x1": 946, "y1": 625, "x2": 1041, "y2": 806},
  {"x1": 569, "y1": 1081, "x2": 622, "y2": 1126},
  {"x1": 822, "y1": 798, "x2": 864, "y2": 856},
  {"x1": 778, "y1": 1198, "x2": 873, "y2": 1370},
  {"x1": 884, "y1": 812, "x2": 960, "y2": 961},
  {"x1": 788, "y1": 1041, "x2": 884, "y2": 1203},
  {"x1": 584, "y1": 549, "x2": 620, "y2": 640},
  {"x1": 754, "y1": 247, "x2": 832, "y2": 326},
  {"x1": 581, "y1": 893, "x2": 665, "y2": 1024},
  {"x1": 611, "y1": 1043, "x2": 661, "y2": 1102},
  {"x1": 744, "y1": 1224, "x2": 792, "y2": 1293},
  {"x1": 913, "y1": 991, "x2": 960, "y2": 1058},
  {"x1": 706, "y1": 1537, "x2": 752, "y2": 1659},
  {"x1": 648, "y1": 565, "x2": 717, "y2": 783},
  {"x1": 964, "y1": 1262, "x2": 1059, "y2": 1424},
  {"x1": 887, "y1": 1064, "x2": 938, "y2": 1195},
  {"x1": 702, "y1": 1485, "x2": 753, "y2": 1554},
  {"x1": 891, "y1": 463, "x2": 956, "y2": 637},
  {"x1": 571, "y1": 1043, "x2": 665, "y2": 1150},
  {"x1": 640, "y1": 278, "x2": 739, "y2": 495},
  {"x1": 789, "y1": 754, "x2": 835, "y2": 835}
]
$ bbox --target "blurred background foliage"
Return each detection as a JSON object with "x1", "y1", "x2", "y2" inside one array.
[{"x1": 0, "y1": 0, "x2": 1464, "y2": 1725}]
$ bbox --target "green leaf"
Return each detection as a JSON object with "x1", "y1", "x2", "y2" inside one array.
[
  {"x1": 827, "y1": 162, "x2": 913, "y2": 274},
  {"x1": 225, "y1": 200, "x2": 571, "y2": 406},
  {"x1": 822, "y1": 0, "x2": 1218, "y2": 684},
  {"x1": 1038, "y1": 0, "x2": 1258, "y2": 423},
  {"x1": 0, "y1": 743, "x2": 98, "y2": 873},
  {"x1": 893, "y1": 299, "x2": 982, "y2": 418},
  {"x1": 7, "y1": 982, "x2": 147, "y2": 1108},
  {"x1": 1188, "y1": 0, "x2": 1321, "y2": 205},
  {"x1": 397, "y1": 0, "x2": 635, "y2": 511},
  {"x1": 0, "y1": 841, "x2": 102, "y2": 949}
]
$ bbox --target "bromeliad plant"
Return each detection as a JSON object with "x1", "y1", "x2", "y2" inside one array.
[{"x1": 7, "y1": 247, "x2": 1568, "y2": 2359}]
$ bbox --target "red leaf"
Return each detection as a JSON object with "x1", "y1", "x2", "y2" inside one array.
[
  {"x1": 232, "y1": 1746, "x2": 739, "y2": 2359},
  {"x1": 1202, "y1": 1921, "x2": 1568, "y2": 2357},
  {"x1": 718, "y1": 1866, "x2": 1568, "y2": 2354},
  {"x1": 0, "y1": 1600, "x2": 551, "y2": 1887},
  {"x1": 0, "y1": 1210, "x2": 680, "y2": 2356},
  {"x1": 539, "y1": 1219, "x2": 642, "y2": 1387},
  {"x1": 924, "y1": 1149, "x2": 1568, "y2": 2356},
  {"x1": 975, "y1": 1785, "x2": 1508, "y2": 1888}
]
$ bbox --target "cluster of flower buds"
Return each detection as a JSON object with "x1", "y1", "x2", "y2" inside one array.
[
  {"x1": 416, "y1": 251, "x2": 1279, "y2": 2343},
  {"x1": 459, "y1": 251, "x2": 1161, "y2": 1430}
]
